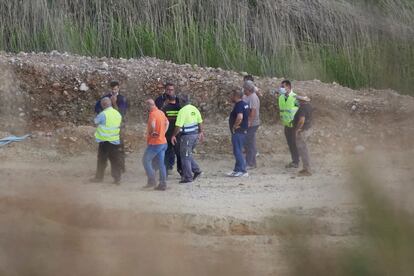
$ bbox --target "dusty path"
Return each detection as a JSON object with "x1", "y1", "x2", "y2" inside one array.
[
  {"x1": 1, "y1": 140, "x2": 413, "y2": 276},
  {"x1": 1, "y1": 150, "x2": 355, "y2": 233},
  {"x1": 0, "y1": 149, "x2": 355, "y2": 276}
]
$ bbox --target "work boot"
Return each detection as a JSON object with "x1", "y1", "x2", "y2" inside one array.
[
  {"x1": 143, "y1": 181, "x2": 156, "y2": 188},
  {"x1": 154, "y1": 185, "x2": 167, "y2": 191},
  {"x1": 298, "y1": 169, "x2": 312, "y2": 177},
  {"x1": 285, "y1": 162, "x2": 299, "y2": 169},
  {"x1": 113, "y1": 179, "x2": 121, "y2": 185},
  {"x1": 193, "y1": 171, "x2": 202, "y2": 181}
]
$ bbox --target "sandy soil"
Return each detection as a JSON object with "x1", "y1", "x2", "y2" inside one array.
[
  {"x1": 2, "y1": 136, "x2": 412, "y2": 275},
  {"x1": 1, "y1": 147, "x2": 355, "y2": 230}
]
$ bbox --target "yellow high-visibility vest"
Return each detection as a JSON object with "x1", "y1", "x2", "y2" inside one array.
[
  {"x1": 95, "y1": 107, "x2": 122, "y2": 142},
  {"x1": 278, "y1": 92, "x2": 298, "y2": 127},
  {"x1": 175, "y1": 104, "x2": 203, "y2": 134}
]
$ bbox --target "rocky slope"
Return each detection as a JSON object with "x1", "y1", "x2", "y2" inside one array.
[{"x1": 0, "y1": 51, "x2": 413, "y2": 155}]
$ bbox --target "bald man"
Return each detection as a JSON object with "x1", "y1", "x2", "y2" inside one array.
[
  {"x1": 90, "y1": 97, "x2": 123, "y2": 184},
  {"x1": 142, "y1": 99, "x2": 169, "y2": 191}
]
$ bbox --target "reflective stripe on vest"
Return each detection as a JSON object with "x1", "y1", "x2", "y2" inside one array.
[
  {"x1": 278, "y1": 92, "x2": 298, "y2": 127},
  {"x1": 166, "y1": 110, "x2": 179, "y2": 117},
  {"x1": 95, "y1": 107, "x2": 122, "y2": 142},
  {"x1": 166, "y1": 110, "x2": 179, "y2": 115},
  {"x1": 182, "y1": 122, "x2": 199, "y2": 134}
]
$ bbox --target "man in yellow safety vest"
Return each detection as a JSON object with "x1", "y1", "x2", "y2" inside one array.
[
  {"x1": 171, "y1": 95, "x2": 204, "y2": 184},
  {"x1": 90, "y1": 97, "x2": 123, "y2": 185},
  {"x1": 278, "y1": 80, "x2": 300, "y2": 169}
]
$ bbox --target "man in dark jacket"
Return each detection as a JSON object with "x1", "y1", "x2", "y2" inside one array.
[
  {"x1": 162, "y1": 94, "x2": 182, "y2": 175},
  {"x1": 95, "y1": 80, "x2": 128, "y2": 172},
  {"x1": 155, "y1": 82, "x2": 179, "y2": 109},
  {"x1": 95, "y1": 80, "x2": 128, "y2": 116}
]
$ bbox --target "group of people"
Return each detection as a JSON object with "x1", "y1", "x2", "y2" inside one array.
[{"x1": 89, "y1": 76, "x2": 313, "y2": 191}]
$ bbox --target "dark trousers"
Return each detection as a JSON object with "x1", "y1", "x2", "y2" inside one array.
[
  {"x1": 232, "y1": 132, "x2": 247, "y2": 173},
  {"x1": 96, "y1": 142, "x2": 122, "y2": 182},
  {"x1": 180, "y1": 134, "x2": 201, "y2": 182},
  {"x1": 284, "y1": 127, "x2": 299, "y2": 165},
  {"x1": 120, "y1": 125, "x2": 126, "y2": 172},
  {"x1": 245, "y1": 125, "x2": 259, "y2": 167},
  {"x1": 165, "y1": 138, "x2": 182, "y2": 174}
]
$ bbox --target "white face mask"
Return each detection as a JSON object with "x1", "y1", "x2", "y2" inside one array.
[{"x1": 279, "y1": 87, "x2": 287, "y2": 95}]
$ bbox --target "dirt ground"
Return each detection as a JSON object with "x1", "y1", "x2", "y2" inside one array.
[
  {"x1": 1, "y1": 52, "x2": 414, "y2": 275},
  {"x1": 1, "y1": 127, "x2": 413, "y2": 275}
]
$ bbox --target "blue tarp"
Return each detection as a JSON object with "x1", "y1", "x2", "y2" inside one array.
[{"x1": 0, "y1": 134, "x2": 31, "y2": 147}]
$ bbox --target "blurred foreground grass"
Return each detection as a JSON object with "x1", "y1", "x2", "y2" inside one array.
[{"x1": 285, "y1": 163, "x2": 414, "y2": 276}]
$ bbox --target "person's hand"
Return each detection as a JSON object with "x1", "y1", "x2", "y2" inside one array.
[
  {"x1": 198, "y1": 132, "x2": 205, "y2": 143},
  {"x1": 171, "y1": 136, "x2": 177, "y2": 145},
  {"x1": 296, "y1": 129, "x2": 302, "y2": 136},
  {"x1": 248, "y1": 121, "x2": 252, "y2": 128},
  {"x1": 110, "y1": 95, "x2": 117, "y2": 105}
]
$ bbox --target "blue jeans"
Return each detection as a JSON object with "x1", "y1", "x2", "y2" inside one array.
[
  {"x1": 143, "y1": 144, "x2": 168, "y2": 186},
  {"x1": 232, "y1": 132, "x2": 247, "y2": 173}
]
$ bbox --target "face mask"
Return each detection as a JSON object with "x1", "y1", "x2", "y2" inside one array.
[{"x1": 279, "y1": 87, "x2": 287, "y2": 95}]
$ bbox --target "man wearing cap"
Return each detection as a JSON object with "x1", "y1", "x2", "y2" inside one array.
[
  {"x1": 95, "y1": 80, "x2": 128, "y2": 172},
  {"x1": 143, "y1": 99, "x2": 169, "y2": 191},
  {"x1": 294, "y1": 95, "x2": 313, "y2": 176},
  {"x1": 227, "y1": 89, "x2": 250, "y2": 177},
  {"x1": 243, "y1": 80, "x2": 260, "y2": 170},
  {"x1": 278, "y1": 80, "x2": 300, "y2": 168},
  {"x1": 90, "y1": 97, "x2": 123, "y2": 185},
  {"x1": 171, "y1": 95, "x2": 203, "y2": 184},
  {"x1": 162, "y1": 93, "x2": 182, "y2": 175}
]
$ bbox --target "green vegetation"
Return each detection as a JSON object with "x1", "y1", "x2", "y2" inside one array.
[{"x1": 0, "y1": 0, "x2": 413, "y2": 93}]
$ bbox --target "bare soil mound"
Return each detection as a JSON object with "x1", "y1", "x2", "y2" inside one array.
[
  {"x1": 1, "y1": 52, "x2": 414, "y2": 276},
  {"x1": 0, "y1": 51, "x2": 413, "y2": 156}
]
